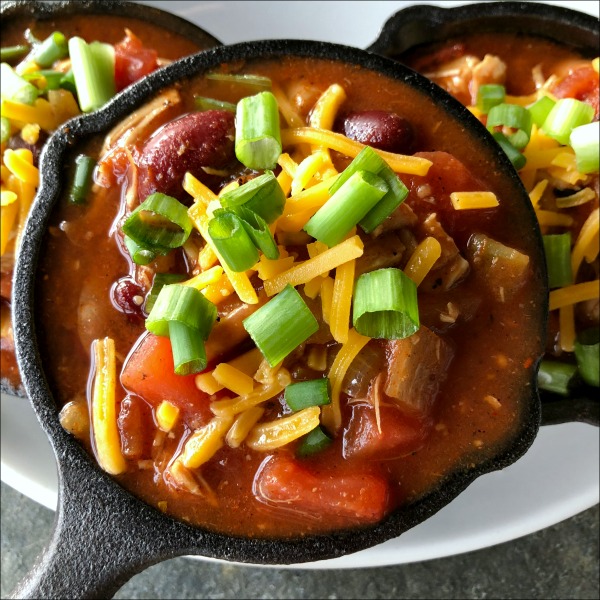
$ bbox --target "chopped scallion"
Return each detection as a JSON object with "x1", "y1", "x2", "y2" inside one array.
[
  {"x1": 492, "y1": 131, "x2": 527, "y2": 170},
  {"x1": 207, "y1": 210, "x2": 259, "y2": 272},
  {"x1": 235, "y1": 91, "x2": 282, "y2": 170},
  {"x1": 23, "y1": 69, "x2": 65, "y2": 90},
  {"x1": 297, "y1": 426, "x2": 332, "y2": 457},
  {"x1": 528, "y1": 95, "x2": 556, "y2": 127},
  {"x1": 542, "y1": 98, "x2": 594, "y2": 145},
  {"x1": 194, "y1": 96, "x2": 237, "y2": 112},
  {"x1": 285, "y1": 378, "x2": 331, "y2": 411},
  {"x1": 206, "y1": 72, "x2": 271, "y2": 90},
  {"x1": 305, "y1": 170, "x2": 388, "y2": 247},
  {"x1": 67, "y1": 154, "x2": 96, "y2": 204},
  {"x1": 243, "y1": 284, "x2": 319, "y2": 366},
  {"x1": 0, "y1": 117, "x2": 10, "y2": 144},
  {"x1": 234, "y1": 206, "x2": 280, "y2": 260},
  {"x1": 570, "y1": 122, "x2": 599, "y2": 174},
  {"x1": 123, "y1": 235, "x2": 158, "y2": 266},
  {"x1": 168, "y1": 320, "x2": 208, "y2": 375},
  {"x1": 537, "y1": 360, "x2": 578, "y2": 396},
  {"x1": 29, "y1": 31, "x2": 68, "y2": 67},
  {"x1": 353, "y1": 268, "x2": 419, "y2": 339},
  {"x1": 1, "y1": 45, "x2": 29, "y2": 63},
  {"x1": 487, "y1": 103, "x2": 532, "y2": 150},
  {"x1": 219, "y1": 170, "x2": 285, "y2": 224},
  {"x1": 68, "y1": 37, "x2": 116, "y2": 112},
  {"x1": 574, "y1": 329, "x2": 599, "y2": 387},
  {"x1": 0, "y1": 63, "x2": 39, "y2": 104},
  {"x1": 123, "y1": 193, "x2": 193, "y2": 253},
  {"x1": 145, "y1": 273, "x2": 186, "y2": 313},
  {"x1": 477, "y1": 84, "x2": 505, "y2": 114},
  {"x1": 543, "y1": 233, "x2": 573, "y2": 289}
]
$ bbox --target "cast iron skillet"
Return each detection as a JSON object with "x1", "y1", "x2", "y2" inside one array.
[
  {"x1": 12, "y1": 40, "x2": 546, "y2": 599},
  {"x1": 0, "y1": 0, "x2": 222, "y2": 398},
  {"x1": 368, "y1": 1, "x2": 600, "y2": 427}
]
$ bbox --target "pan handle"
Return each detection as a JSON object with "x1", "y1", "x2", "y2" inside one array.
[{"x1": 9, "y1": 446, "x2": 191, "y2": 599}]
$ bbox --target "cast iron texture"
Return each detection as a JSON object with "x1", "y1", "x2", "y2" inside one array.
[
  {"x1": 368, "y1": 1, "x2": 599, "y2": 427},
  {"x1": 0, "y1": 0, "x2": 222, "y2": 398},
  {"x1": 12, "y1": 40, "x2": 546, "y2": 599}
]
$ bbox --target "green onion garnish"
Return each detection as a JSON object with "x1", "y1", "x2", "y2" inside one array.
[
  {"x1": 168, "y1": 320, "x2": 208, "y2": 375},
  {"x1": 477, "y1": 84, "x2": 506, "y2": 114},
  {"x1": 145, "y1": 273, "x2": 186, "y2": 313},
  {"x1": 219, "y1": 170, "x2": 285, "y2": 224},
  {"x1": 0, "y1": 117, "x2": 10, "y2": 144},
  {"x1": 0, "y1": 63, "x2": 39, "y2": 104},
  {"x1": 305, "y1": 170, "x2": 388, "y2": 247},
  {"x1": 123, "y1": 193, "x2": 193, "y2": 254},
  {"x1": 207, "y1": 210, "x2": 259, "y2": 272},
  {"x1": 146, "y1": 283, "x2": 217, "y2": 340},
  {"x1": 29, "y1": 32, "x2": 68, "y2": 68},
  {"x1": 67, "y1": 154, "x2": 96, "y2": 204},
  {"x1": 194, "y1": 96, "x2": 236, "y2": 112},
  {"x1": 492, "y1": 131, "x2": 527, "y2": 170},
  {"x1": 234, "y1": 206, "x2": 280, "y2": 260},
  {"x1": 570, "y1": 122, "x2": 599, "y2": 174},
  {"x1": 487, "y1": 103, "x2": 532, "y2": 150},
  {"x1": 235, "y1": 91, "x2": 282, "y2": 170},
  {"x1": 68, "y1": 37, "x2": 116, "y2": 112},
  {"x1": 243, "y1": 284, "x2": 319, "y2": 366},
  {"x1": 542, "y1": 98, "x2": 594, "y2": 145},
  {"x1": 329, "y1": 146, "x2": 409, "y2": 234},
  {"x1": 1, "y1": 45, "x2": 29, "y2": 63},
  {"x1": 123, "y1": 235, "x2": 158, "y2": 266},
  {"x1": 285, "y1": 378, "x2": 331, "y2": 411},
  {"x1": 23, "y1": 69, "x2": 65, "y2": 91},
  {"x1": 296, "y1": 426, "x2": 332, "y2": 457},
  {"x1": 543, "y1": 233, "x2": 573, "y2": 289},
  {"x1": 206, "y1": 72, "x2": 272, "y2": 91},
  {"x1": 528, "y1": 95, "x2": 556, "y2": 128},
  {"x1": 537, "y1": 360, "x2": 578, "y2": 396},
  {"x1": 353, "y1": 268, "x2": 419, "y2": 339},
  {"x1": 574, "y1": 329, "x2": 599, "y2": 387}
]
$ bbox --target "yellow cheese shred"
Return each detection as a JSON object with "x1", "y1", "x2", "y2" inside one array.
[
  {"x1": 212, "y1": 362, "x2": 255, "y2": 396},
  {"x1": 225, "y1": 406, "x2": 266, "y2": 448},
  {"x1": 404, "y1": 237, "x2": 442, "y2": 286},
  {"x1": 90, "y1": 337, "x2": 126, "y2": 475},
  {"x1": 571, "y1": 208, "x2": 599, "y2": 277},
  {"x1": 3, "y1": 148, "x2": 39, "y2": 186},
  {"x1": 329, "y1": 259, "x2": 356, "y2": 344},
  {"x1": 156, "y1": 400, "x2": 180, "y2": 432},
  {"x1": 179, "y1": 415, "x2": 234, "y2": 469},
  {"x1": 549, "y1": 280, "x2": 599, "y2": 311},
  {"x1": 182, "y1": 265, "x2": 224, "y2": 290},
  {"x1": 559, "y1": 305, "x2": 576, "y2": 353},
  {"x1": 528, "y1": 179, "x2": 549, "y2": 209},
  {"x1": 450, "y1": 191, "x2": 499, "y2": 210}
]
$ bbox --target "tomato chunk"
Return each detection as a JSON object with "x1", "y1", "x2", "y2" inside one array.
[
  {"x1": 551, "y1": 65, "x2": 599, "y2": 119},
  {"x1": 253, "y1": 454, "x2": 390, "y2": 526},
  {"x1": 343, "y1": 403, "x2": 428, "y2": 460},
  {"x1": 114, "y1": 31, "x2": 159, "y2": 91},
  {"x1": 120, "y1": 332, "x2": 211, "y2": 419}
]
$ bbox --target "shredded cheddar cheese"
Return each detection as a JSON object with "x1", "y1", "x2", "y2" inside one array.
[
  {"x1": 450, "y1": 191, "x2": 499, "y2": 210},
  {"x1": 404, "y1": 237, "x2": 442, "y2": 286}
]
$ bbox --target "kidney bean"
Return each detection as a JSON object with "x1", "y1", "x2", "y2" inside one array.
[
  {"x1": 111, "y1": 277, "x2": 145, "y2": 319},
  {"x1": 341, "y1": 110, "x2": 415, "y2": 154},
  {"x1": 137, "y1": 110, "x2": 237, "y2": 202}
]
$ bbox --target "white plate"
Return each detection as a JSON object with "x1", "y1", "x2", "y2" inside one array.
[{"x1": 2, "y1": 0, "x2": 599, "y2": 570}]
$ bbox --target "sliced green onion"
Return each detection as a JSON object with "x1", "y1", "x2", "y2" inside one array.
[
  {"x1": 194, "y1": 96, "x2": 236, "y2": 112},
  {"x1": 208, "y1": 210, "x2": 259, "y2": 272},
  {"x1": 206, "y1": 72, "x2": 271, "y2": 91},
  {"x1": 0, "y1": 63, "x2": 39, "y2": 104},
  {"x1": 234, "y1": 206, "x2": 280, "y2": 260},
  {"x1": 570, "y1": 122, "x2": 599, "y2": 174},
  {"x1": 68, "y1": 37, "x2": 116, "y2": 112},
  {"x1": 219, "y1": 170, "x2": 285, "y2": 224},
  {"x1": 542, "y1": 98, "x2": 594, "y2": 145},
  {"x1": 297, "y1": 426, "x2": 332, "y2": 457},
  {"x1": 123, "y1": 193, "x2": 193, "y2": 253},
  {"x1": 305, "y1": 170, "x2": 387, "y2": 247},
  {"x1": 123, "y1": 235, "x2": 158, "y2": 266},
  {"x1": 353, "y1": 268, "x2": 419, "y2": 339},
  {"x1": 537, "y1": 360, "x2": 578, "y2": 396},
  {"x1": 168, "y1": 320, "x2": 208, "y2": 375},
  {"x1": 487, "y1": 103, "x2": 532, "y2": 150},
  {"x1": 243, "y1": 284, "x2": 319, "y2": 366},
  {"x1": 67, "y1": 154, "x2": 96, "y2": 204},
  {"x1": 477, "y1": 84, "x2": 505, "y2": 114},
  {"x1": 59, "y1": 69, "x2": 77, "y2": 94},
  {"x1": 492, "y1": 131, "x2": 527, "y2": 170},
  {"x1": 146, "y1": 283, "x2": 217, "y2": 339},
  {"x1": 0, "y1": 117, "x2": 10, "y2": 144},
  {"x1": 145, "y1": 273, "x2": 186, "y2": 313},
  {"x1": 1, "y1": 45, "x2": 29, "y2": 63},
  {"x1": 23, "y1": 69, "x2": 64, "y2": 90},
  {"x1": 235, "y1": 91, "x2": 282, "y2": 170},
  {"x1": 29, "y1": 32, "x2": 68, "y2": 67},
  {"x1": 528, "y1": 95, "x2": 556, "y2": 127},
  {"x1": 285, "y1": 378, "x2": 331, "y2": 411},
  {"x1": 574, "y1": 328, "x2": 599, "y2": 387},
  {"x1": 543, "y1": 233, "x2": 573, "y2": 289},
  {"x1": 329, "y1": 146, "x2": 409, "y2": 233}
]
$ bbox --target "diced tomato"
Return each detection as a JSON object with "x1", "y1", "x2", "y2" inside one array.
[
  {"x1": 254, "y1": 454, "x2": 391, "y2": 526},
  {"x1": 120, "y1": 332, "x2": 212, "y2": 419},
  {"x1": 114, "y1": 31, "x2": 159, "y2": 92},
  {"x1": 551, "y1": 65, "x2": 599, "y2": 119},
  {"x1": 343, "y1": 403, "x2": 428, "y2": 460}
]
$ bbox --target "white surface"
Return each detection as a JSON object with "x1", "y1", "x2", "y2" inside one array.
[{"x1": 2, "y1": 0, "x2": 599, "y2": 569}]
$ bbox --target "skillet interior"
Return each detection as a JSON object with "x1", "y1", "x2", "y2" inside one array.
[{"x1": 12, "y1": 39, "x2": 546, "y2": 598}]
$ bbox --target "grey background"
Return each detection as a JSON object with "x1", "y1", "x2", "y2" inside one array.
[{"x1": 2, "y1": 482, "x2": 598, "y2": 599}]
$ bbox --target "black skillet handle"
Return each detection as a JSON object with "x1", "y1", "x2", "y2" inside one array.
[
  {"x1": 540, "y1": 394, "x2": 599, "y2": 427},
  {"x1": 9, "y1": 447, "x2": 192, "y2": 599}
]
